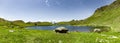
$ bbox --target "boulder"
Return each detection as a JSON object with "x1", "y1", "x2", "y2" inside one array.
[
  {"x1": 54, "y1": 27, "x2": 68, "y2": 33},
  {"x1": 93, "y1": 28, "x2": 101, "y2": 33}
]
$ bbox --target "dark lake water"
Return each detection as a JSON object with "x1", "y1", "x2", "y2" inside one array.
[{"x1": 27, "y1": 26, "x2": 93, "y2": 32}]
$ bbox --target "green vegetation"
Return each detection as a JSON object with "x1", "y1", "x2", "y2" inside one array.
[
  {"x1": 1, "y1": 0, "x2": 120, "y2": 43},
  {"x1": 0, "y1": 18, "x2": 53, "y2": 27},
  {"x1": 56, "y1": 21, "x2": 70, "y2": 25},
  {"x1": 0, "y1": 27, "x2": 120, "y2": 43},
  {"x1": 91, "y1": 26, "x2": 111, "y2": 32},
  {"x1": 55, "y1": 20, "x2": 81, "y2": 25},
  {"x1": 78, "y1": 0, "x2": 120, "y2": 32},
  {"x1": 0, "y1": 18, "x2": 11, "y2": 26},
  {"x1": 34, "y1": 22, "x2": 53, "y2": 26}
]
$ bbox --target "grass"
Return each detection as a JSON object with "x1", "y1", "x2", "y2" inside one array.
[
  {"x1": 79, "y1": 0, "x2": 120, "y2": 32},
  {"x1": 0, "y1": 27, "x2": 120, "y2": 43},
  {"x1": 0, "y1": 0, "x2": 120, "y2": 43}
]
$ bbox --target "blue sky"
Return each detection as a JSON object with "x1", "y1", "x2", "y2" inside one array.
[{"x1": 0, "y1": 0, "x2": 115, "y2": 22}]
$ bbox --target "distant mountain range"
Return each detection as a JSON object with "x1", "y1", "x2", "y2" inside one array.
[{"x1": 0, "y1": 18, "x2": 53, "y2": 27}]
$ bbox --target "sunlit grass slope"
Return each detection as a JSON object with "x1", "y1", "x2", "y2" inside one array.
[{"x1": 82, "y1": 0, "x2": 120, "y2": 31}]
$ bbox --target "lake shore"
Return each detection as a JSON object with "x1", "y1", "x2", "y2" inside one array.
[{"x1": 0, "y1": 26, "x2": 119, "y2": 43}]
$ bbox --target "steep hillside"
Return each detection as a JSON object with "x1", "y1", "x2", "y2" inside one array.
[
  {"x1": 0, "y1": 18, "x2": 11, "y2": 26},
  {"x1": 82, "y1": 0, "x2": 120, "y2": 31}
]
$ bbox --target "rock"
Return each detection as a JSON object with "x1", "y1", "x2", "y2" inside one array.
[
  {"x1": 9, "y1": 30, "x2": 14, "y2": 32},
  {"x1": 93, "y1": 28, "x2": 101, "y2": 33},
  {"x1": 54, "y1": 27, "x2": 68, "y2": 33}
]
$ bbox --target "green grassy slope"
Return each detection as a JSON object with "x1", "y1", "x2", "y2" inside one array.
[
  {"x1": 82, "y1": 0, "x2": 120, "y2": 31},
  {"x1": 0, "y1": 18, "x2": 11, "y2": 26}
]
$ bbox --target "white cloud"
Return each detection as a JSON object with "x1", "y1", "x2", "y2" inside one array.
[{"x1": 45, "y1": 0, "x2": 50, "y2": 6}]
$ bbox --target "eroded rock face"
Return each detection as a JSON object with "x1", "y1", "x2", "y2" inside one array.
[{"x1": 54, "y1": 27, "x2": 68, "y2": 33}]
